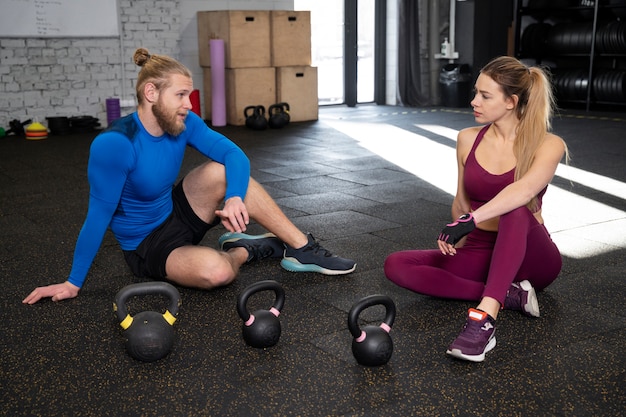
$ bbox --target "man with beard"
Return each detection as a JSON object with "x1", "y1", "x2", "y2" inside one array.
[{"x1": 23, "y1": 48, "x2": 356, "y2": 304}]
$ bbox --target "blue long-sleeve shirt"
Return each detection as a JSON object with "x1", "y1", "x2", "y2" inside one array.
[{"x1": 67, "y1": 111, "x2": 250, "y2": 288}]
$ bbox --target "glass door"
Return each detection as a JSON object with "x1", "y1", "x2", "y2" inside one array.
[
  {"x1": 295, "y1": 0, "x2": 378, "y2": 106},
  {"x1": 357, "y1": 0, "x2": 376, "y2": 103},
  {"x1": 295, "y1": 0, "x2": 345, "y2": 105}
]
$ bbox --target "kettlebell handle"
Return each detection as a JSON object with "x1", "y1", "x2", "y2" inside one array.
[
  {"x1": 255, "y1": 105, "x2": 266, "y2": 117},
  {"x1": 113, "y1": 282, "x2": 181, "y2": 329},
  {"x1": 347, "y1": 294, "x2": 396, "y2": 340},
  {"x1": 244, "y1": 105, "x2": 257, "y2": 118},
  {"x1": 268, "y1": 103, "x2": 281, "y2": 116},
  {"x1": 269, "y1": 102, "x2": 290, "y2": 116},
  {"x1": 237, "y1": 280, "x2": 285, "y2": 323}
]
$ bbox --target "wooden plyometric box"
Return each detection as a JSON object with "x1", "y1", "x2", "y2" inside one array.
[
  {"x1": 204, "y1": 67, "x2": 276, "y2": 125},
  {"x1": 226, "y1": 67, "x2": 276, "y2": 126},
  {"x1": 270, "y1": 10, "x2": 312, "y2": 67},
  {"x1": 198, "y1": 10, "x2": 270, "y2": 68},
  {"x1": 276, "y1": 66, "x2": 318, "y2": 122}
]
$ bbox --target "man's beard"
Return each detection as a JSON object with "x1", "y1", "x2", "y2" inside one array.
[{"x1": 152, "y1": 102, "x2": 186, "y2": 136}]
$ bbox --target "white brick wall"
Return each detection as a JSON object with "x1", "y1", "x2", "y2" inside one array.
[
  {"x1": 0, "y1": 0, "x2": 296, "y2": 130},
  {"x1": 0, "y1": 0, "x2": 182, "y2": 129},
  {"x1": 0, "y1": 0, "x2": 399, "y2": 131}
]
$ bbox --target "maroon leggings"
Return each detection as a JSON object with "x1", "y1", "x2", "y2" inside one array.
[{"x1": 384, "y1": 207, "x2": 562, "y2": 306}]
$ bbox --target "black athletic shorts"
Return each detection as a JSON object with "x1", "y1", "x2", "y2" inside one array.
[{"x1": 122, "y1": 180, "x2": 220, "y2": 279}]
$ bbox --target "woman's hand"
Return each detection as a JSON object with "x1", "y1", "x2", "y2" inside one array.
[
  {"x1": 23, "y1": 281, "x2": 80, "y2": 304},
  {"x1": 215, "y1": 196, "x2": 249, "y2": 233},
  {"x1": 437, "y1": 213, "x2": 476, "y2": 255}
]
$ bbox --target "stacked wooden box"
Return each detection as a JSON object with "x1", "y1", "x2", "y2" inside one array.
[{"x1": 198, "y1": 10, "x2": 317, "y2": 126}]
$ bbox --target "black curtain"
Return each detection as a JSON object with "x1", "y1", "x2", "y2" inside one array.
[{"x1": 397, "y1": 0, "x2": 429, "y2": 106}]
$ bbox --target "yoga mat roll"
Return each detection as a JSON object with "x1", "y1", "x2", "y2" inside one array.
[
  {"x1": 210, "y1": 39, "x2": 227, "y2": 127},
  {"x1": 190, "y1": 89, "x2": 201, "y2": 117}
]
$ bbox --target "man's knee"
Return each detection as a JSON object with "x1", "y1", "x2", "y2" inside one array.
[
  {"x1": 185, "y1": 162, "x2": 227, "y2": 192},
  {"x1": 166, "y1": 248, "x2": 237, "y2": 289},
  {"x1": 182, "y1": 162, "x2": 228, "y2": 216},
  {"x1": 197, "y1": 256, "x2": 237, "y2": 288}
]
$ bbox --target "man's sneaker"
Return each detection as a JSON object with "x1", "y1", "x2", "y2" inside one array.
[
  {"x1": 446, "y1": 308, "x2": 496, "y2": 362},
  {"x1": 504, "y1": 280, "x2": 540, "y2": 317},
  {"x1": 219, "y1": 232, "x2": 285, "y2": 263},
  {"x1": 281, "y1": 233, "x2": 356, "y2": 275}
]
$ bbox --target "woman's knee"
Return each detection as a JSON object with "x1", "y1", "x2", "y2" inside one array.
[
  {"x1": 499, "y1": 206, "x2": 535, "y2": 229},
  {"x1": 384, "y1": 251, "x2": 411, "y2": 283},
  {"x1": 501, "y1": 205, "x2": 532, "y2": 220}
]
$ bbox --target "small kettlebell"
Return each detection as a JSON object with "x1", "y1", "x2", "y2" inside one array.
[
  {"x1": 237, "y1": 280, "x2": 285, "y2": 349},
  {"x1": 348, "y1": 294, "x2": 396, "y2": 367},
  {"x1": 113, "y1": 281, "x2": 181, "y2": 362},
  {"x1": 244, "y1": 105, "x2": 268, "y2": 130},
  {"x1": 268, "y1": 102, "x2": 290, "y2": 129}
]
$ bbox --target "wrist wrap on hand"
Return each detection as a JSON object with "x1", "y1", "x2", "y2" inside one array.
[{"x1": 438, "y1": 213, "x2": 476, "y2": 245}]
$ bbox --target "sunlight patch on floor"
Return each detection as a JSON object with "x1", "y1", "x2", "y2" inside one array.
[
  {"x1": 325, "y1": 119, "x2": 626, "y2": 259},
  {"x1": 328, "y1": 121, "x2": 458, "y2": 195}
]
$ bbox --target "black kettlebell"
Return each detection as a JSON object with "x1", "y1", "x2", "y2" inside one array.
[
  {"x1": 348, "y1": 294, "x2": 396, "y2": 367},
  {"x1": 237, "y1": 280, "x2": 285, "y2": 349},
  {"x1": 244, "y1": 105, "x2": 268, "y2": 130},
  {"x1": 268, "y1": 102, "x2": 290, "y2": 129},
  {"x1": 113, "y1": 282, "x2": 181, "y2": 362}
]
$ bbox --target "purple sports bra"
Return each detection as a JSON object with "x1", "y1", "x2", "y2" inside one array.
[{"x1": 463, "y1": 124, "x2": 545, "y2": 213}]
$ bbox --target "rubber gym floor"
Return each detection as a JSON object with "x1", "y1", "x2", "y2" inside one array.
[{"x1": 1, "y1": 105, "x2": 625, "y2": 417}]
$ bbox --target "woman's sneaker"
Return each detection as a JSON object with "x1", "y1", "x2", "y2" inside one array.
[
  {"x1": 504, "y1": 280, "x2": 540, "y2": 317},
  {"x1": 446, "y1": 308, "x2": 496, "y2": 362},
  {"x1": 219, "y1": 232, "x2": 285, "y2": 263},
  {"x1": 281, "y1": 233, "x2": 356, "y2": 275}
]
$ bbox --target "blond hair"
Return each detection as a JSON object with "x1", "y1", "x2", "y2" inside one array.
[
  {"x1": 133, "y1": 48, "x2": 192, "y2": 105},
  {"x1": 480, "y1": 56, "x2": 567, "y2": 210}
]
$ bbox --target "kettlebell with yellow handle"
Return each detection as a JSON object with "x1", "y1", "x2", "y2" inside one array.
[{"x1": 113, "y1": 281, "x2": 181, "y2": 362}]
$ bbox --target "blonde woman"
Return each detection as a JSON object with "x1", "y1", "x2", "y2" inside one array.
[{"x1": 385, "y1": 56, "x2": 568, "y2": 362}]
